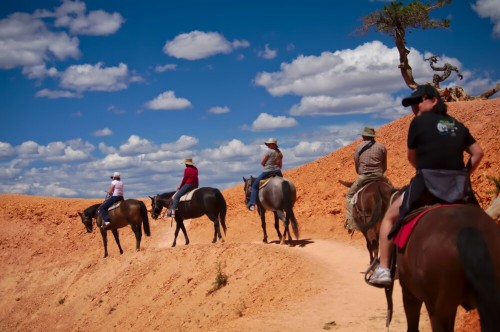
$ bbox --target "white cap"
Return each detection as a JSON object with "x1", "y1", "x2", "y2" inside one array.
[
  {"x1": 111, "y1": 172, "x2": 120, "y2": 179},
  {"x1": 265, "y1": 138, "x2": 278, "y2": 145}
]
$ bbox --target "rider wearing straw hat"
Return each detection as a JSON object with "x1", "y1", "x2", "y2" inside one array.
[
  {"x1": 167, "y1": 158, "x2": 199, "y2": 217},
  {"x1": 247, "y1": 138, "x2": 283, "y2": 211}
]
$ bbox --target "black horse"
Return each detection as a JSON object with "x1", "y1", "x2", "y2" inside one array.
[
  {"x1": 78, "y1": 199, "x2": 151, "y2": 258},
  {"x1": 149, "y1": 187, "x2": 227, "y2": 247},
  {"x1": 243, "y1": 176, "x2": 299, "y2": 245}
]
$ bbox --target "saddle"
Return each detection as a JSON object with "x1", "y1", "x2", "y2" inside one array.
[
  {"x1": 108, "y1": 201, "x2": 122, "y2": 211},
  {"x1": 258, "y1": 175, "x2": 282, "y2": 189},
  {"x1": 393, "y1": 204, "x2": 442, "y2": 249},
  {"x1": 179, "y1": 188, "x2": 199, "y2": 202}
]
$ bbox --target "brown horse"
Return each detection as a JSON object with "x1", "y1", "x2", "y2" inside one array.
[
  {"x1": 396, "y1": 204, "x2": 500, "y2": 331},
  {"x1": 340, "y1": 179, "x2": 395, "y2": 263},
  {"x1": 243, "y1": 176, "x2": 299, "y2": 245},
  {"x1": 148, "y1": 188, "x2": 227, "y2": 247},
  {"x1": 78, "y1": 199, "x2": 151, "y2": 258}
]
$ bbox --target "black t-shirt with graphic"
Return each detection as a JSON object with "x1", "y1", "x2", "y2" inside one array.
[{"x1": 407, "y1": 112, "x2": 476, "y2": 170}]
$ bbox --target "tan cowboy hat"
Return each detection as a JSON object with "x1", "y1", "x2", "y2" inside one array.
[
  {"x1": 265, "y1": 138, "x2": 278, "y2": 146},
  {"x1": 361, "y1": 127, "x2": 376, "y2": 138},
  {"x1": 184, "y1": 158, "x2": 194, "y2": 165}
]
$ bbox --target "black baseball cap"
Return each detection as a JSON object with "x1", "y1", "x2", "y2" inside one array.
[{"x1": 402, "y1": 84, "x2": 441, "y2": 107}]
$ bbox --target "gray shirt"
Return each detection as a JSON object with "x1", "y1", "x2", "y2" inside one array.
[{"x1": 263, "y1": 149, "x2": 282, "y2": 172}]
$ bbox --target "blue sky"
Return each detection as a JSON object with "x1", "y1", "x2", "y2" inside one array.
[{"x1": 1, "y1": 0, "x2": 499, "y2": 198}]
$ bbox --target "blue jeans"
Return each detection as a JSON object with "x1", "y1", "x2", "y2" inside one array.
[
  {"x1": 99, "y1": 196, "x2": 124, "y2": 222},
  {"x1": 248, "y1": 170, "x2": 283, "y2": 206},
  {"x1": 171, "y1": 184, "x2": 198, "y2": 210}
]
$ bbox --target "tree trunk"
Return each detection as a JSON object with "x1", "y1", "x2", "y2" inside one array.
[{"x1": 394, "y1": 29, "x2": 417, "y2": 90}]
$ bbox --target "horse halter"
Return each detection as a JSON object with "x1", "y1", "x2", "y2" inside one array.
[
  {"x1": 81, "y1": 213, "x2": 93, "y2": 232},
  {"x1": 151, "y1": 196, "x2": 163, "y2": 219}
]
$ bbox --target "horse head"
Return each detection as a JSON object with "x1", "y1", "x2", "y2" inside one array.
[
  {"x1": 77, "y1": 211, "x2": 93, "y2": 233},
  {"x1": 149, "y1": 194, "x2": 173, "y2": 220},
  {"x1": 149, "y1": 195, "x2": 162, "y2": 220},
  {"x1": 242, "y1": 176, "x2": 254, "y2": 204}
]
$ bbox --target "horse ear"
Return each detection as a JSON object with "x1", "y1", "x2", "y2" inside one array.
[
  {"x1": 243, "y1": 176, "x2": 247, "y2": 181},
  {"x1": 148, "y1": 196, "x2": 153, "y2": 199},
  {"x1": 77, "y1": 211, "x2": 82, "y2": 217}
]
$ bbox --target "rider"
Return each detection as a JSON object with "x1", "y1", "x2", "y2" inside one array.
[
  {"x1": 99, "y1": 172, "x2": 124, "y2": 228},
  {"x1": 167, "y1": 158, "x2": 199, "y2": 217},
  {"x1": 345, "y1": 126, "x2": 391, "y2": 234},
  {"x1": 247, "y1": 138, "x2": 283, "y2": 211},
  {"x1": 368, "y1": 84, "x2": 484, "y2": 286}
]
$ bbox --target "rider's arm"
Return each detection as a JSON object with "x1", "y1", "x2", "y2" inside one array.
[
  {"x1": 108, "y1": 184, "x2": 115, "y2": 196},
  {"x1": 260, "y1": 154, "x2": 268, "y2": 167},
  {"x1": 407, "y1": 148, "x2": 417, "y2": 169},
  {"x1": 465, "y1": 142, "x2": 484, "y2": 175}
]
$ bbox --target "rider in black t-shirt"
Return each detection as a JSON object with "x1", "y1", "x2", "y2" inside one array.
[{"x1": 368, "y1": 84, "x2": 484, "y2": 286}]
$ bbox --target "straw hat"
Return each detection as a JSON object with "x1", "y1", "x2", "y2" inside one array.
[
  {"x1": 184, "y1": 158, "x2": 194, "y2": 165},
  {"x1": 265, "y1": 138, "x2": 278, "y2": 146}
]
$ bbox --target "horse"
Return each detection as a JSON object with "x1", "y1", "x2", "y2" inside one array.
[
  {"x1": 395, "y1": 204, "x2": 500, "y2": 331},
  {"x1": 148, "y1": 187, "x2": 227, "y2": 247},
  {"x1": 243, "y1": 176, "x2": 299, "y2": 245},
  {"x1": 340, "y1": 179, "x2": 395, "y2": 264},
  {"x1": 78, "y1": 199, "x2": 151, "y2": 258}
]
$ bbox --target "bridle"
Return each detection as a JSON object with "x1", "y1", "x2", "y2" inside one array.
[{"x1": 81, "y1": 213, "x2": 93, "y2": 232}]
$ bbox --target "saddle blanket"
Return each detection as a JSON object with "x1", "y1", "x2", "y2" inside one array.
[
  {"x1": 393, "y1": 204, "x2": 454, "y2": 249},
  {"x1": 259, "y1": 176, "x2": 289, "y2": 189},
  {"x1": 179, "y1": 188, "x2": 199, "y2": 202},
  {"x1": 108, "y1": 201, "x2": 122, "y2": 211}
]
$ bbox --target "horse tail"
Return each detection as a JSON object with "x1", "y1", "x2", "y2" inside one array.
[
  {"x1": 139, "y1": 201, "x2": 151, "y2": 237},
  {"x1": 216, "y1": 189, "x2": 227, "y2": 235},
  {"x1": 282, "y1": 180, "x2": 299, "y2": 239},
  {"x1": 457, "y1": 227, "x2": 500, "y2": 331}
]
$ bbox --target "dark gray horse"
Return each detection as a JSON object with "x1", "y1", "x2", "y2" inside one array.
[
  {"x1": 78, "y1": 200, "x2": 151, "y2": 258},
  {"x1": 243, "y1": 176, "x2": 299, "y2": 245},
  {"x1": 149, "y1": 187, "x2": 227, "y2": 247}
]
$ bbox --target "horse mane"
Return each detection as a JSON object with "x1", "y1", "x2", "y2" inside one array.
[
  {"x1": 159, "y1": 191, "x2": 176, "y2": 199},
  {"x1": 84, "y1": 203, "x2": 101, "y2": 218}
]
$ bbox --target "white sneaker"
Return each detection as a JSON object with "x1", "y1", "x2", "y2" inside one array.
[{"x1": 369, "y1": 266, "x2": 392, "y2": 286}]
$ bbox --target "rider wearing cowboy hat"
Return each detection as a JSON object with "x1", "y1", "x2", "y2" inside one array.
[
  {"x1": 167, "y1": 158, "x2": 199, "y2": 217},
  {"x1": 247, "y1": 138, "x2": 283, "y2": 211}
]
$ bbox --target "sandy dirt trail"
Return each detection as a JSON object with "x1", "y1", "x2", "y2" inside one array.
[{"x1": 206, "y1": 238, "x2": 431, "y2": 332}]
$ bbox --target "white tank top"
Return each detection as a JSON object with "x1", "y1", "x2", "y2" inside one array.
[{"x1": 111, "y1": 180, "x2": 124, "y2": 196}]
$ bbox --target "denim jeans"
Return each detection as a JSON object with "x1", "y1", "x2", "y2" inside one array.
[
  {"x1": 248, "y1": 170, "x2": 283, "y2": 206},
  {"x1": 99, "y1": 195, "x2": 124, "y2": 222},
  {"x1": 171, "y1": 184, "x2": 197, "y2": 210}
]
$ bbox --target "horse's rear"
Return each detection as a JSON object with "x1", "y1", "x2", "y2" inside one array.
[
  {"x1": 352, "y1": 180, "x2": 394, "y2": 263},
  {"x1": 260, "y1": 177, "x2": 299, "y2": 243},
  {"x1": 397, "y1": 204, "x2": 500, "y2": 332},
  {"x1": 98, "y1": 199, "x2": 151, "y2": 257}
]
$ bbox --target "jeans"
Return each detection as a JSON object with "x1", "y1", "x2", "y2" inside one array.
[
  {"x1": 248, "y1": 170, "x2": 283, "y2": 206},
  {"x1": 99, "y1": 195, "x2": 124, "y2": 222},
  {"x1": 171, "y1": 184, "x2": 197, "y2": 210}
]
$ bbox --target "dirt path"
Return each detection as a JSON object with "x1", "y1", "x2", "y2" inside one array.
[{"x1": 207, "y1": 238, "x2": 431, "y2": 332}]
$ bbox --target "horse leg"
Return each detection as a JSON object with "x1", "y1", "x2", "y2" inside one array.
[
  {"x1": 275, "y1": 211, "x2": 290, "y2": 245},
  {"x1": 172, "y1": 218, "x2": 189, "y2": 247},
  {"x1": 110, "y1": 229, "x2": 124, "y2": 255},
  {"x1": 272, "y1": 211, "x2": 283, "y2": 243},
  {"x1": 427, "y1": 304, "x2": 457, "y2": 332},
  {"x1": 207, "y1": 213, "x2": 222, "y2": 243},
  {"x1": 132, "y1": 224, "x2": 142, "y2": 252},
  {"x1": 363, "y1": 232, "x2": 375, "y2": 264},
  {"x1": 401, "y1": 283, "x2": 423, "y2": 332},
  {"x1": 259, "y1": 208, "x2": 268, "y2": 243},
  {"x1": 100, "y1": 229, "x2": 109, "y2": 258}
]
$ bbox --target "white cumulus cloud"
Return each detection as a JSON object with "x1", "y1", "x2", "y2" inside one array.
[{"x1": 146, "y1": 90, "x2": 192, "y2": 110}]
